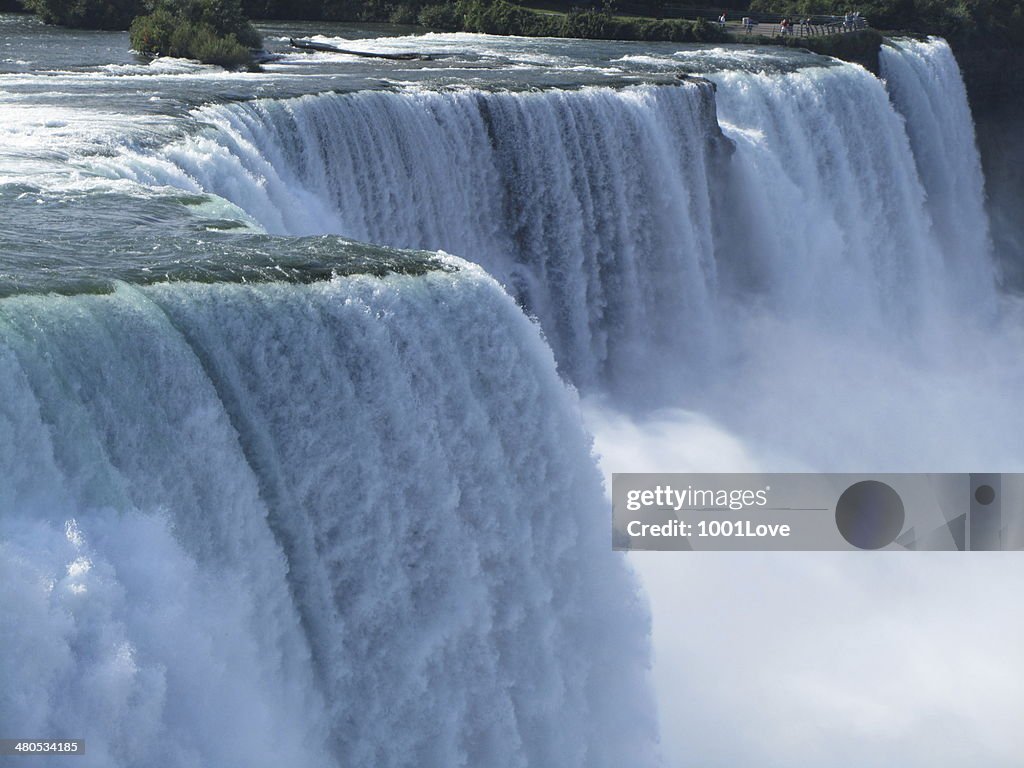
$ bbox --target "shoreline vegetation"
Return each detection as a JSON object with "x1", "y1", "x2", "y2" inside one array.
[{"x1": 414, "y1": 1, "x2": 728, "y2": 43}]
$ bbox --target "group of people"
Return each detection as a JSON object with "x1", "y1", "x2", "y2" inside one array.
[
  {"x1": 726, "y1": 14, "x2": 808, "y2": 36},
  {"x1": 777, "y1": 17, "x2": 812, "y2": 35},
  {"x1": 842, "y1": 10, "x2": 865, "y2": 30},
  {"x1": 718, "y1": 9, "x2": 866, "y2": 37}
]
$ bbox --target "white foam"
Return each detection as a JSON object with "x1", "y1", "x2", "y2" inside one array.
[{"x1": 0, "y1": 261, "x2": 658, "y2": 768}]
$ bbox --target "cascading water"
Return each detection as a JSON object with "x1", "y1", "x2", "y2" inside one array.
[
  {"x1": 712, "y1": 61, "x2": 948, "y2": 326},
  {"x1": 101, "y1": 83, "x2": 728, "y2": 395},
  {"x1": 691, "y1": 39, "x2": 1015, "y2": 467},
  {"x1": 98, "y1": 41, "x2": 998, "y2": 402},
  {"x1": 3, "y1": 21, "x2": 1020, "y2": 768},
  {"x1": 879, "y1": 37, "x2": 995, "y2": 300},
  {"x1": 0, "y1": 256, "x2": 657, "y2": 768}
]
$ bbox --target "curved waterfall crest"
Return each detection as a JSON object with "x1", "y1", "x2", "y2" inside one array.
[
  {"x1": 100, "y1": 47, "x2": 996, "y2": 397},
  {"x1": 0, "y1": 260, "x2": 658, "y2": 768}
]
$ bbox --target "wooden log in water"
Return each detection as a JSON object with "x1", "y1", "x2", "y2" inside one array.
[{"x1": 289, "y1": 38, "x2": 430, "y2": 61}]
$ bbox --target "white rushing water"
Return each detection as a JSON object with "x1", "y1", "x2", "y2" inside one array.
[
  {"x1": 101, "y1": 82, "x2": 726, "y2": 397},
  {"x1": 713, "y1": 59, "x2": 951, "y2": 326},
  {"x1": 0, "y1": 258, "x2": 656, "y2": 768},
  {"x1": 98, "y1": 39, "x2": 1000, "y2": 407},
  {"x1": 4, "y1": 31, "x2": 1022, "y2": 768},
  {"x1": 879, "y1": 37, "x2": 994, "y2": 303},
  {"x1": 590, "y1": 39, "x2": 1024, "y2": 768},
  {"x1": 693, "y1": 38, "x2": 1019, "y2": 468}
]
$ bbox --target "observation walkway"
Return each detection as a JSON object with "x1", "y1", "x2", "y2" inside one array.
[
  {"x1": 728, "y1": 15, "x2": 870, "y2": 38},
  {"x1": 609, "y1": 3, "x2": 871, "y2": 39}
]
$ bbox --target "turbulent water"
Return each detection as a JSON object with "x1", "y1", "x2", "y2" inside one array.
[
  {"x1": 103, "y1": 82, "x2": 726, "y2": 393},
  {"x1": 0, "y1": 258, "x2": 655, "y2": 768},
  {"x1": 879, "y1": 38, "x2": 994, "y2": 300},
  {"x1": 92, "y1": 37, "x2": 1000, "y2": 402},
  {"x1": 2, "y1": 17, "x2": 1022, "y2": 768}
]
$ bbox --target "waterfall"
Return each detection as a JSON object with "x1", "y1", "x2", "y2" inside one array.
[
  {"x1": 3, "y1": 31, "x2": 1010, "y2": 766},
  {"x1": 711, "y1": 48, "x2": 1000, "y2": 328},
  {"x1": 879, "y1": 36, "x2": 995, "y2": 301},
  {"x1": 99, "y1": 50, "x2": 997, "y2": 399},
  {"x1": 101, "y1": 82, "x2": 728, "y2": 395},
  {"x1": 0, "y1": 256, "x2": 656, "y2": 768}
]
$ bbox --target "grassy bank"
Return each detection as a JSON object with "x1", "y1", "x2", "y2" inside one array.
[{"x1": 416, "y1": 0, "x2": 727, "y2": 42}]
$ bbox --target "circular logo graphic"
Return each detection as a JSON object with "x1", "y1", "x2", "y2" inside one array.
[
  {"x1": 835, "y1": 480, "x2": 905, "y2": 549},
  {"x1": 974, "y1": 484, "x2": 996, "y2": 505}
]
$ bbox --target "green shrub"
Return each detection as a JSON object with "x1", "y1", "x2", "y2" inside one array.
[
  {"x1": 131, "y1": 6, "x2": 181, "y2": 48},
  {"x1": 387, "y1": 2, "x2": 419, "y2": 22},
  {"x1": 418, "y1": 1, "x2": 462, "y2": 29},
  {"x1": 457, "y1": 0, "x2": 559, "y2": 35},
  {"x1": 130, "y1": 0, "x2": 259, "y2": 67},
  {"x1": 182, "y1": 23, "x2": 250, "y2": 65},
  {"x1": 631, "y1": 17, "x2": 694, "y2": 40},
  {"x1": 23, "y1": 0, "x2": 140, "y2": 28},
  {"x1": 561, "y1": 7, "x2": 610, "y2": 38},
  {"x1": 414, "y1": 0, "x2": 726, "y2": 41}
]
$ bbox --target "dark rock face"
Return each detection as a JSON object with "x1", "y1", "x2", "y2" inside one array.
[
  {"x1": 956, "y1": 46, "x2": 1024, "y2": 116},
  {"x1": 974, "y1": 102, "x2": 1024, "y2": 291},
  {"x1": 805, "y1": 29, "x2": 884, "y2": 74},
  {"x1": 955, "y1": 46, "x2": 1024, "y2": 292}
]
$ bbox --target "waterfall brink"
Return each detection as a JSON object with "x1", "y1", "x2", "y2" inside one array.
[
  {"x1": 710, "y1": 57, "x2": 992, "y2": 330},
  {"x1": 0, "y1": 257, "x2": 657, "y2": 768},
  {"x1": 104, "y1": 82, "x2": 729, "y2": 395},
  {"x1": 102, "y1": 54, "x2": 998, "y2": 400},
  {"x1": 879, "y1": 36, "x2": 996, "y2": 302}
]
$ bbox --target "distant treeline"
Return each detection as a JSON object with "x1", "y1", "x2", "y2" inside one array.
[
  {"x1": 8, "y1": 0, "x2": 728, "y2": 55},
  {"x1": 234, "y1": 0, "x2": 1024, "y2": 48},
  {"x1": 238, "y1": 0, "x2": 728, "y2": 41},
  {"x1": 7, "y1": 0, "x2": 1024, "y2": 67},
  {"x1": 417, "y1": 1, "x2": 727, "y2": 41}
]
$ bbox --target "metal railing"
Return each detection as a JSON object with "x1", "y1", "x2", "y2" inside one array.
[
  {"x1": 610, "y1": 2, "x2": 871, "y2": 36},
  {"x1": 735, "y1": 14, "x2": 870, "y2": 37}
]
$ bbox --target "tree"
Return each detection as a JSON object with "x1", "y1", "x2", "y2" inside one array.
[
  {"x1": 22, "y1": 0, "x2": 140, "y2": 29},
  {"x1": 130, "y1": 0, "x2": 261, "y2": 67}
]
